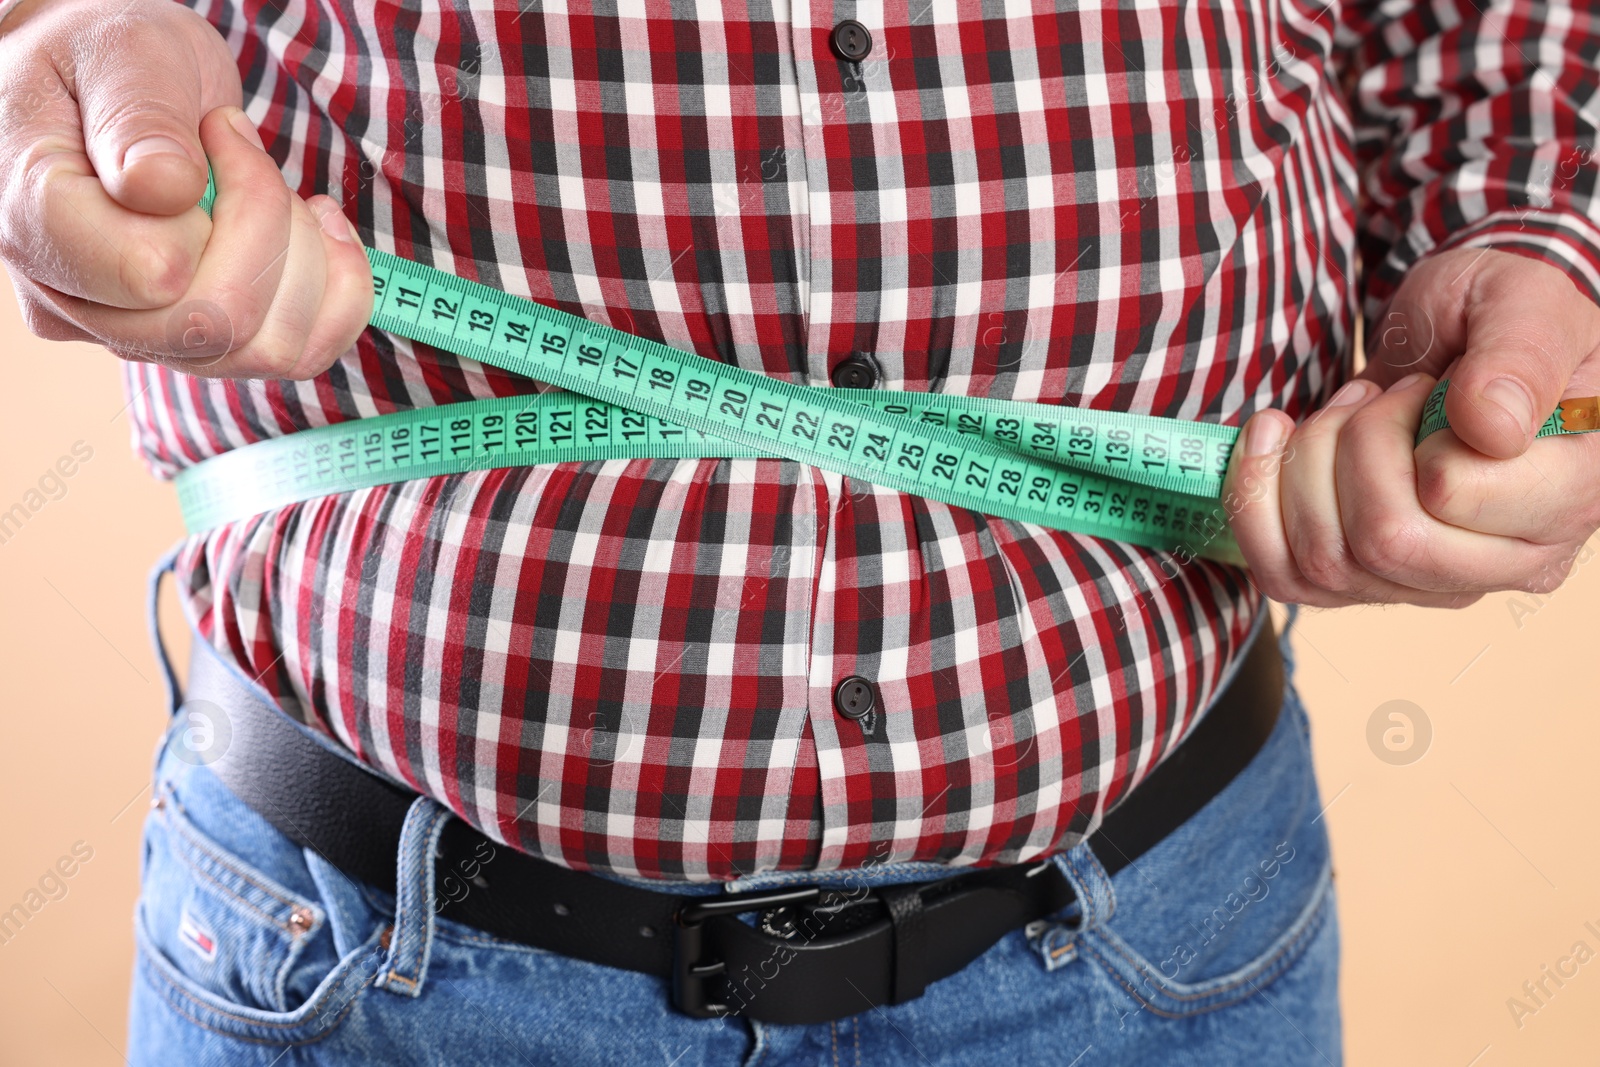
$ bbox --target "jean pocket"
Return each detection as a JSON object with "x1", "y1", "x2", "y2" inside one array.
[
  {"x1": 1080, "y1": 861, "x2": 1335, "y2": 1019},
  {"x1": 1072, "y1": 686, "x2": 1337, "y2": 1018},
  {"x1": 134, "y1": 776, "x2": 385, "y2": 1045}
]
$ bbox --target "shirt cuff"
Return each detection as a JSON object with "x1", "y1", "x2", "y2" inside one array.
[{"x1": 1417, "y1": 209, "x2": 1600, "y2": 311}]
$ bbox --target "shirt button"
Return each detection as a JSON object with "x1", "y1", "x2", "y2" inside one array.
[
  {"x1": 834, "y1": 676, "x2": 876, "y2": 720},
  {"x1": 830, "y1": 20, "x2": 873, "y2": 63},
  {"x1": 830, "y1": 353, "x2": 880, "y2": 390}
]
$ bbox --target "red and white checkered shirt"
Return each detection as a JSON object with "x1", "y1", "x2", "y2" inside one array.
[{"x1": 130, "y1": 0, "x2": 1600, "y2": 882}]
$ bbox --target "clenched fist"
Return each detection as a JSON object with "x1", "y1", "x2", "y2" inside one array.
[
  {"x1": 0, "y1": 0, "x2": 371, "y2": 378},
  {"x1": 1225, "y1": 248, "x2": 1600, "y2": 607}
]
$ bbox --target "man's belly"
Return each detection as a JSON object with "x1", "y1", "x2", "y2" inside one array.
[{"x1": 170, "y1": 455, "x2": 1259, "y2": 882}]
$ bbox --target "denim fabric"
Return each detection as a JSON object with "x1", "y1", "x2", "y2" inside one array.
[{"x1": 129, "y1": 596, "x2": 1340, "y2": 1065}]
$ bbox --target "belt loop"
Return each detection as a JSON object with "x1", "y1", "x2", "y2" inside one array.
[
  {"x1": 375, "y1": 796, "x2": 452, "y2": 998},
  {"x1": 1033, "y1": 842, "x2": 1117, "y2": 972},
  {"x1": 146, "y1": 542, "x2": 186, "y2": 717},
  {"x1": 1056, "y1": 842, "x2": 1116, "y2": 929}
]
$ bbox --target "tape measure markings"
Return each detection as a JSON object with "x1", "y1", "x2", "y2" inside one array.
[{"x1": 181, "y1": 168, "x2": 1598, "y2": 563}]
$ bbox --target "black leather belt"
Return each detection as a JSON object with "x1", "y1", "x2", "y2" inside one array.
[{"x1": 189, "y1": 618, "x2": 1283, "y2": 1025}]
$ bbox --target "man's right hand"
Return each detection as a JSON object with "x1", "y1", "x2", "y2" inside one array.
[{"x1": 0, "y1": 0, "x2": 372, "y2": 379}]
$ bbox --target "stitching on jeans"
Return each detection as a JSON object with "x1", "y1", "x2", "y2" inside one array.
[
  {"x1": 159, "y1": 812, "x2": 297, "y2": 931},
  {"x1": 1094, "y1": 870, "x2": 1328, "y2": 1003},
  {"x1": 139, "y1": 919, "x2": 382, "y2": 1026},
  {"x1": 139, "y1": 951, "x2": 371, "y2": 1046},
  {"x1": 1064, "y1": 851, "x2": 1100, "y2": 926},
  {"x1": 830, "y1": 1020, "x2": 839, "y2": 1067},
  {"x1": 1081, "y1": 873, "x2": 1331, "y2": 1014},
  {"x1": 384, "y1": 804, "x2": 449, "y2": 986},
  {"x1": 137, "y1": 930, "x2": 383, "y2": 1035},
  {"x1": 415, "y1": 807, "x2": 450, "y2": 976},
  {"x1": 409, "y1": 806, "x2": 449, "y2": 978},
  {"x1": 1081, "y1": 893, "x2": 1329, "y2": 1020},
  {"x1": 1093, "y1": 861, "x2": 1329, "y2": 1003},
  {"x1": 382, "y1": 970, "x2": 419, "y2": 990},
  {"x1": 164, "y1": 788, "x2": 304, "y2": 911}
]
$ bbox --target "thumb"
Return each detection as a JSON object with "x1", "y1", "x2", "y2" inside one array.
[
  {"x1": 1444, "y1": 261, "x2": 1600, "y2": 460},
  {"x1": 73, "y1": 20, "x2": 241, "y2": 216}
]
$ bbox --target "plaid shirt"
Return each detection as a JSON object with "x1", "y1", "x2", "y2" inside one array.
[{"x1": 130, "y1": 0, "x2": 1600, "y2": 882}]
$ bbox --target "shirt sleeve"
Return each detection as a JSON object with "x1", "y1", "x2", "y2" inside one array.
[{"x1": 1336, "y1": 0, "x2": 1600, "y2": 318}]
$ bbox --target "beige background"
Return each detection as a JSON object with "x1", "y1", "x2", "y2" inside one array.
[{"x1": 0, "y1": 287, "x2": 1596, "y2": 1065}]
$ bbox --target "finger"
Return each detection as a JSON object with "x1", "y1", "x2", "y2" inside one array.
[
  {"x1": 1225, "y1": 408, "x2": 1358, "y2": 608},
  {"x1": 285, "y1": 196, "x2": 374, "y2": 379},
  {"x1": 1443, "y1": 256, "x2": 1600, "y2": 459},
  {"x1": 1277, "y1": 379, "x2": 1408, "y2": 603},
  {"x1": 55, "y1": 112, "x2": 371, "y2": 380},
  {"x1": 6, "y1": 273, "x2": 98, "y2": 345},
  {"x1": 1414, "y1": 425, "x2": 1600, "y2": 543},
  {"x1": 1270, "y1": 380, "x2": 1466, "y2": 607},
  {"x1": 167, "y1": 193, "x2": 330, "y2": 377},
  {"x1": 1338, "y1": 372, "x2": 1568, "y2": 593},
  {"x1": 72, "y1": 6, "x2": 241, "y2": 215},
  {"x1": 0, "y1": 49, "x2": 213, "y2": 309},
  {"x1": 44, "y1": 107, "x2": 294, "y2": 370},
  {"x1": 26, "y1": 165, "x2": 215, "y2": 309}
]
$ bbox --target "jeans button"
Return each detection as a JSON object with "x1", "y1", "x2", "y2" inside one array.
[
  {"x1": 834, "y1": 676, "x2": 876, "y2": 720},
  {"x1": 830, "y1": 20, "x2": 873, "y2": 63},
  {"x1": 830, "y1": 352, "x2": 880, "y2": 390}
]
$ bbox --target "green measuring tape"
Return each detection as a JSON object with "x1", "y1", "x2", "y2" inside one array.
[{"x1": 175, "y1": 170, "x2": 1599, "y2": 564}]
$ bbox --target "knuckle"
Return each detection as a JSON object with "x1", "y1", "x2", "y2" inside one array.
[
  {"x1": 280, "y1": 352, "x2": 329, "y2": 381},
  {"x1": 1292, "y1": 527, "x2": 1357, "y2": 592},
  {"x1": 279, "y1": 339, "x2": 331, "y2": 380},
  {"x1": 2, "y1": 145, "x2": 68, "y2": 261},
  {"x1": 1414, "y1": 455, "x2": 1474, "y2": 524},
  {"x1": 1578, "y1": 499, "x2": 1600, "y2": 536},
  {"x1": 79, "y1": 95, "x2": 188, "y2": 156},
  {"x1": 125, "y1": 240, "x2": 196, "y2": 307},
  {"x1": 16, "y1": 297, "x2": 68, "y2": 341},
  {"x1": 1252, "y1": 572, "x2": 1299, "y2": 604},
  {"x1": 1520, "y1": 546, "x2": 1580, "y2": 595},
  {"x1": 236, "y1": 175, "x2": 295, "y2": 221},
  {"x1": 1348, "y1": 512, "x2": 1425, "y2": 577},
  {"x1": 206, "y1": 284, "x2": 267, "y2": 347},
  {"x1": 234, "y1": 335, "x2": 302, "y2": 379},
  {"x1": 305, "y1": 332, "x2": 360, "y2": 379},
  {"x1": 1518, "y1": 567, "x2": 1566, "y2": 596}
]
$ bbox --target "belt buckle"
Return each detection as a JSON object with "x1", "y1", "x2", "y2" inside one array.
[{"x1": 671, "y1": 885, "x2": 823, "y2": 1018}]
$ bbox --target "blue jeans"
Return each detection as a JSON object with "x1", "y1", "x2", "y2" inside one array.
[{"x1": 130, "y1": 583, "x2": 1340, "y2": 1065}]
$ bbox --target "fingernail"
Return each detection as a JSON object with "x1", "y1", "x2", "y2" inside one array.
[
  {"x1": 1326, "y1": 380, "x2": 1375, "y2": 408},
  {"x1": 1483, "y1": 377, "x2": 1534, "y2": 431},
  {"x1": 1386, "y1": 372, "x2": 1429, "y2": 394},
  {"x1": 315, "y1": 199, "x2": 355, "y2": 244},
  {"x1": 122, "y1": 135, "x2": 192, "y2": 170},
  {"x1": 225, "y1": 107, "x2": 266, "y2": 151},
  {"x1": 1243, "y1": 415, "x2": 1287, "y2": 458}
]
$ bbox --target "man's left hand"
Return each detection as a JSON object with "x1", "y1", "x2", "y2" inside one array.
[{"x1": 1224, "y1": 248, "x2": 1600, "y2": 607}]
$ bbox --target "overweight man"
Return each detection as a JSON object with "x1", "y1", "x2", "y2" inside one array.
[{"x1": 1, "y1": 0, "x2": 1598, "y2": 1063}]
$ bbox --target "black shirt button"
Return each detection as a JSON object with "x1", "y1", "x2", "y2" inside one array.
[
  {"x1": 834, "y1": 676, "x2": 876, "y2": 720},
  {"x1": 830, "y1": 352, "x2": 880, "y2": 390},
  {"x1": 830, "y1": 20, "x2": 873, "y2": 63}
]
